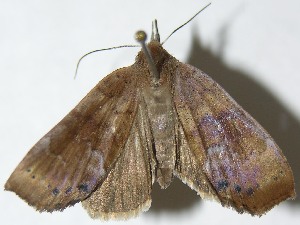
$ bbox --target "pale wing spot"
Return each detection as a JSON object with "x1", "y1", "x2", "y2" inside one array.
[
  {"x1": 207, "y1": 145, "x2": 226, "y2": 155},
  {"x1": 90, "y1": 150, "x2": 106, "y2": 178}
]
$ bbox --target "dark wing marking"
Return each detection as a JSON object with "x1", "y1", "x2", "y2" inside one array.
[
  {"x1": 5, "y1": 66, "x2": 139, "y2": 212},
  {"x1": 173, "y1": 62, "x2": 295, "y2": 215}
]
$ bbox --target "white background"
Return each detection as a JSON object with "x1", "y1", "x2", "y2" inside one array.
[{"x1": 1, "y1": 0, "x2": 300, "y2": 224}]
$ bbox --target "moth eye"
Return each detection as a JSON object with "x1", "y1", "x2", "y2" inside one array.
[{"x1": 31, "y1": 175, "x2": 35, "y2": 179}]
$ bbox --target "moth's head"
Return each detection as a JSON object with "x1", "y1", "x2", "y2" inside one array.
[{"x1": 134, "y1": 29, "x2": 171, "y2": 74}]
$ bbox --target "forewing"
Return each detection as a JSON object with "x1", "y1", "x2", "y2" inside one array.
[
  {"x1": 173, "y1": 63, "x2": 295, "y2": 215},
  {"x1": 5, "y1": 66, "x2": 139, "y2": 212}
]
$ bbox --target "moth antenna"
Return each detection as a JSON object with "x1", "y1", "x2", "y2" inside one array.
[
  {"x1": 151, "y1": 19, "x2": 160, "y2": 42},
  {"x1": 74, "y1": 44, "x2": 139, "y2": 79},
  {"x1": 135, "y1": 30, "x2": 160, "y2": 85},
  {"x1": 161, "y1": 2, "x2": 211, "y2": 45}
]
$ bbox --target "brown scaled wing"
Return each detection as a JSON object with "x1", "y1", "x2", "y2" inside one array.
[
  {"x1": 173, "y1": 62, "x2": 295, "y2": 215},
  {"x1": 5, "y1": 66, "x2": 140, "y2": 212}
]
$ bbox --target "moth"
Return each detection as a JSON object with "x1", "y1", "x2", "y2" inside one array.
[{"x1": 5, "y1": 17, "x2": 295, "y2": 220}]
